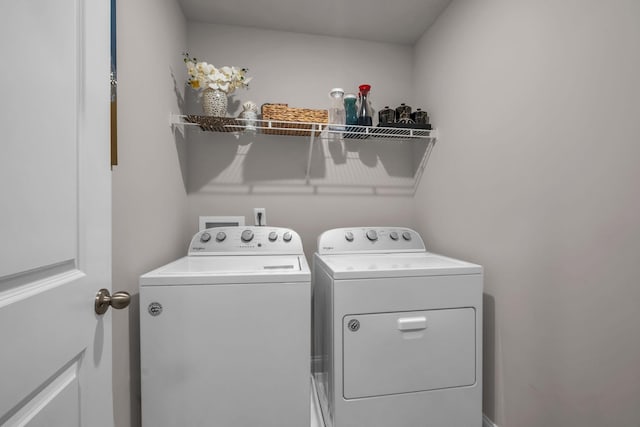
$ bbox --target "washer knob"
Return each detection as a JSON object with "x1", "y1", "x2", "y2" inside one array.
[
  {"x1": 283, "y1": 231, "x2": 292, "y2": 242},
  {"x1": 241, "y1": 230, "x2": 254, "y2": 242},
  {"x1": 402, "y1": 231, "x2": 412, "y2": 241},
  {"x1": 366, "y1": 230, "x2": 378, "y2": 241},
  {"x1": 268, "y1": 231, "x2": 278, "y2": 242},
  {"x1": 200, "y1": 232, "x2": 211, "y2": 243},
  {"x1": 389, "y1": 231, "x2": 399, "y2": 240},
  {"x1": 345, "y1": 232, "x2": 354, "y2": 242},
  {"x1": 215, "y1": 232, "x2": 226, "y2": 242}
]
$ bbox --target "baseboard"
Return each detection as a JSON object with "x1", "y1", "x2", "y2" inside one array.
[{"x1": 483, "y1": 414, "x2": 498, "y2": 427}]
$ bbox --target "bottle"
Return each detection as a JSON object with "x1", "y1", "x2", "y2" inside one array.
[
  {"x1": 378, "y1": 106, "x2": 396, "y2": 126},
  {"x1": 395, "y1": 103, "x2": 412, "y2": 122},
  {"x1": 328, "y1": 88, "x2": 345, "y2": 130},
  {"x1": 239, "y1": 101, "x2": 258, "y2": 134},
  {"x1": 357, "y1": 84, "x2": 373, "y2": 127},
  {"x1": 344, "y1": 94, "x2": 358, "y2": 126},
  {"x1": 411, "y1": 108, "x2": 429, "y2": 125}
]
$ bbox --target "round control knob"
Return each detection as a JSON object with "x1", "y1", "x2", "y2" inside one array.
[
  {"x1": 268, "y1": 231, "x2": 278, "y2": 242},
  {"x1": 366, "y1": 230, "x2": 378, "y2": 241},
  {"x1": 402, "y1": 231, "x2": 412, "y2": 241},
  {"x1": 200, "y1": 232, "x2": 211, "y2": 243},
  {"x1": 215, "y1": 232, "x2": 226, "y2": 242},
  {"x1": 389, "y1": 231, "x2": 399, "y2": 241},
  {"x1": 345, "y1": 232, "x2": 354, "y2": 242},
  {"x1": 283, "y1": 231, "x2": 292, "y2": 242},
  {"x1": 241, "y1": 229, "x2": 254, "y2": 242}
]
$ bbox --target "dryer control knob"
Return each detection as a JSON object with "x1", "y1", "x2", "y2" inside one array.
[
  {"x1": 389, "y1": 231, "x2": 399, "y2": 240},
  {"x1": 345, "y1": 232, "x2": 354, "y2": 242},
  {"x1": 200, "y1": 232, "x2": 211, "y2": 243},
  {"x1": 268, "y1": 231, "x2": 278, "y2": 241},
  {"x1": 283, "y1": 231, "x2": 292, "y2": 242},
  {"x1": 215, "y1": 232, "x2": 226, "y2": 242},
  {"x1": 402, "y1": 231, "x2": 412, "y2": 241},
  {"x1": 241, "y1": 230, "x2": 254, "y2": 242},
  {"x1": 366, "y1": 230, "x2": 378, "y2": 241}
]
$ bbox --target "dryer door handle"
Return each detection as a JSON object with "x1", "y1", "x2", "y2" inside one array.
[{"x1": 397, "y1": 316, "x2": 427, "y2": 331}]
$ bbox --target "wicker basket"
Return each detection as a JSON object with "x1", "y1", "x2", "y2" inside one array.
[{"x1": 261, "y1": 103, "x2": 328, "y2": 136}]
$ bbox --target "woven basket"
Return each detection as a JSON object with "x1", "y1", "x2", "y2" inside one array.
[
  {"x1": 261, "y1": 103, "x2": 328, "y2": 136},
  {"x1": 185, "y1": 115, "x2": 243, "y2": 132}
]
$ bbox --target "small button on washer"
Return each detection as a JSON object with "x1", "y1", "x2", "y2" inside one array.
[
  {"x1": 200, "y1": 232, "x2": 211, "y2": 243},
  {"x1": 402, "y1": 231, "x2": 412, "y2": 241},
  {"x1": 268, "y1": 232, "x2": 278, "y2": 242},
  {"x1": 389, "y1": 231, "x2": 399, "y2": 240},
  {"x1": 215, "y1": 232, "x2": 226, "y2": 242},
  {"x1": 366, "y1": 230, "x2": 378, "y2": 241},
  {"x1": 283, "y1": 232, "x2": 292, "y2": 242},
  {"x1": 345, "y1": 232, "x2": 354, "y2": 242}
]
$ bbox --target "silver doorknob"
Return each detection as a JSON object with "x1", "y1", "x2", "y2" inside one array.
[{"x1": 95, "y1": 288, "x2": 131, "y2": 315}]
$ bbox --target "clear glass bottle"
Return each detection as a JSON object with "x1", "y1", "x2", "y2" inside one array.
[
  {"x1": 328, "y1": 88, "x2": 345, "y2": 130},
  {"x1": 357, "y1": 84, "x2": 373, "y2": 127}
]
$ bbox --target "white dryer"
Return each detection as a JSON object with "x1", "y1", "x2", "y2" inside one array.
[
  {"x1": 140, "y1": 227, "x2": 310, "y2": 427},
  {"x1": 313, "y1": 227, "x2": 483, "y2": 427}
]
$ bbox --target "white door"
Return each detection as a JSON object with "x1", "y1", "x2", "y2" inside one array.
[{"x1": 0, "y1": 0, "x2": 114, "y2": 426}]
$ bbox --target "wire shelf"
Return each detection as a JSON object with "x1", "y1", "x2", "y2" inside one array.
[{"x1": 173, "y1": 115, "x2": 436, "y2": 140}]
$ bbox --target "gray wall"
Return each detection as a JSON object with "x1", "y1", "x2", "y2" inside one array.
[
  {"x1": 112, "y1": 0, "x2": 189, "y2": 425},
  {"x1": 413, "y1": 1, "x2": 640, "y2": 426},
  {"x1": 185, "y1": 24, "x2": 419, "y2": 258}
]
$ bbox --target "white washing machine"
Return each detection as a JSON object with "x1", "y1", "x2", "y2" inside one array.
[
  {"x1": 313, "y1": 227, "x2": 483, "y2": 427},
  {"x1": 140, "y1": 226, "x2": 311, "y2": 427}
]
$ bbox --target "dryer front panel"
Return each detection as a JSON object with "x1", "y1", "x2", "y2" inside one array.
[{"x1": 343, "y1": 308, "x2": 476, "y2": 399}]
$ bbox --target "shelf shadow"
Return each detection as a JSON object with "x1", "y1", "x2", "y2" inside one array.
[{"x1": 185, "y1": 132, "x2": 431, "y2": 195}]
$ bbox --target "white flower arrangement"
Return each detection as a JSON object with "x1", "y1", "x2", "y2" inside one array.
[{"x1": 183, "y1": 53, "x2": 251, "y2": 94}]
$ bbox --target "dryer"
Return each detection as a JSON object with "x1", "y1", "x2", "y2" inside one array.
[
  {"x1": 313, "y1": 227, "x2": 483, "y2": 427},
  {"x1": 140, "y1": 227, "x2": 310, "y2": 427}
]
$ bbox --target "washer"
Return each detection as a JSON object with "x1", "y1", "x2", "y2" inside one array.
[
  {"x1": 313, "y1": 227, "x2": 483, "y2": 427},
  {"x1": 140, "y1": 227, "x2": 310, "y2": 427}
]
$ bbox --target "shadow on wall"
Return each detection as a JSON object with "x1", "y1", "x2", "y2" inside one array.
[
  {"x1": 483, "y1": 293, "x2": 496, "y2": 421},
  {"x1": 171, "y1": 69, "x2": 188, "y2": 189},
  {"x1": 129, "y1": 292, "x2": 142, "y2": 427}
]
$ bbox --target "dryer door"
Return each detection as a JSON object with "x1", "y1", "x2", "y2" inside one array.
[{"x1": 343, "y1": 308, "x2": 476, "y2": 399}]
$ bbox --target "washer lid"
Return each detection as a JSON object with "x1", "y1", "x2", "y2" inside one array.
[
  {"x1": 140, "y1": 255, "x2": 310, "y2": 286},
  {"x1": 315, "y1": 252, "x2": 482, "y2": 279}
]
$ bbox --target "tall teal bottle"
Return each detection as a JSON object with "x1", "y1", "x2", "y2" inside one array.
[{"x1": 344, "y1": 94, "x2": 358, "y2": 126}]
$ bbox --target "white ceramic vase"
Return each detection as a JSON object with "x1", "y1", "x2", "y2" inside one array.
[{"x1": 202, "y1": 88, "x2": 227, "y2": 117}]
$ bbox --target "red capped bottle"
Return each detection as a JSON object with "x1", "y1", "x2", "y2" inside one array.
[{"x1": 357, "y1": 84, "x2": 373, "y2": 127}]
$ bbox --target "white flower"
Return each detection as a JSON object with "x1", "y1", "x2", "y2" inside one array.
[{"x1": 184, "y1": 54, "x2": 251, "y2": 94}]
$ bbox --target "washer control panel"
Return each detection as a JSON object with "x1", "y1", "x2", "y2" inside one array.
[
  {"x1": 317, "y1": 227, "x2": 425, "y2": 254},
  {"x1": 189, "y1": 227, "x2": 304, "y2": 255}
]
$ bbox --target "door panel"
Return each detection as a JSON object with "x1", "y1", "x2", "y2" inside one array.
[
  {"x1": 0, "y1": 0, "x2": 78, "y2": 279},
  {"x1": 343, "y1": 308, "x2": 476, "y2": 399},
  {"x1": 0, "y1": 0, "x2": 112, "y2": 425}
]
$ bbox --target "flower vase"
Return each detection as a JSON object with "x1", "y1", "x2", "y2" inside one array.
[{"x1": 202, "y1": 88, "x2": 228, "y2": 117}]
